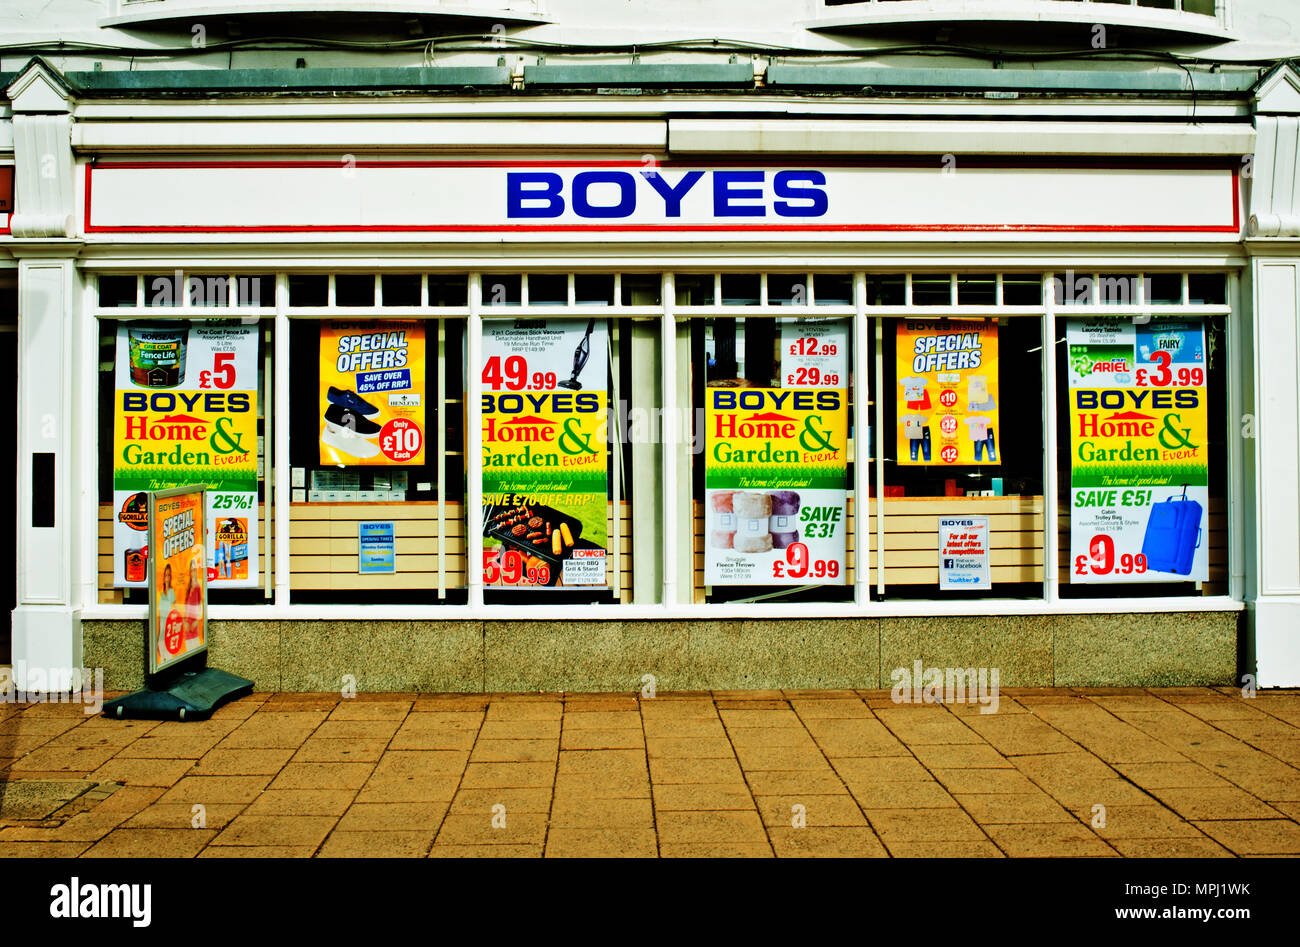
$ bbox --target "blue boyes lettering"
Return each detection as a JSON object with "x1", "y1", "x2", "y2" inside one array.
[
  {"x1": 123, "y1": 392, "x2": 251, "y2": 412},
  {"x1": 711, "y1": 389, "x2": 840, "y2": 411},
  {"x1": 482, "y1": 392, "x2": 602, "y2": 413},
  {"x1": 1074, "y1": 389, "x2": 1199, "y2": 410},
  {"x1": 506, "y1": 169, "x2": 828, "y2": 219}
]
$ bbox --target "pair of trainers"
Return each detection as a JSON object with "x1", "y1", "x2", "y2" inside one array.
[{"x1": 322, "y1": 387, "x2": 382, "y2": 458}]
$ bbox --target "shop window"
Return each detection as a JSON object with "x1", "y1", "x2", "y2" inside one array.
[
  {"x1": 620, "y1": 274, "x2": 661, "y2": 306},
  {"x1": 288, "y1": 275, "x2": 328, "y2": 308},
  {"x1": 381, "y1": 274, "x2": 421, "y2": 307},
  {"x1": 288, "y1": 315, "x2": 467, "y2": 605},
  {"x1": 335, "y1": 274, "x2": 376, "y2": 308},
  {"x1": 96, "y1": 314, "x2": 270, "y2": 606},
  {"x1": 482, "y1": 274, "x2": 522, "y2": 306},
  {"x1": 1057, "y1": 313, "x2": 1228, "y2": 597},
  {"x1": 1002, "y1": 275, "x2": 1042, "y2": 306},
  {"x1": 575, "y1": 274, "x2": 615, "y2": 306},
  {"x1": 720, "y1": 274, "x2": 761, "y2": 306},
  {"x1": 1145, "y1": 273, "x2": 1183, "y2": 305},
  {"x1": 428, "y1": 275, "x2": 469, "y2": 307},
  {"x1": 692, "y1": 314, "x2": 856, "y2": 604},
  {"x1": 879, "y1": 315, "x2": 1044, "y2": 600},
  {"x1": 867, "y1": 274, "x2": 906, "y2": 306},
  {"x1": 911, "y1": 275, "x2": 952, "y2": 306},
  {"x1": 98, "y1": 275, "x2": 138, "y2": 309},
  {"x1": 815, "y1": 273, "x2": 854, "y2": 306},
  {"x1": 528, "y1": 273, "x2": 568, "y2": 305},
  {"x1": 1188, "y1": 274, "x2": 1226, "y2": 305},
  {"x1": 767, "y1": 274, "x2": 809, "y2": 306},
  {"x1": 956, "y1": 274, "x2": 997, "y2": 306},
  {"x1": 675, "y1": 274, "x2": 714, "y2": 305}
]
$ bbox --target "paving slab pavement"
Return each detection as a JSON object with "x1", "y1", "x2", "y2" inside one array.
[{"x1": 1, "y1": 687, "x2": 1299, "y2": 857}]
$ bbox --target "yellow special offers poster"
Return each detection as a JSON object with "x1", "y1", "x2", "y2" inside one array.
[
  {"x1": 895, "y1": 320, "x2": 1000, "y2": 466},
  {"x1": 319, "y1": 321, "x2": 426, "y2": 466},
  {"x1": 150, "y1": 487, "x2": 207, "y2": 675}
]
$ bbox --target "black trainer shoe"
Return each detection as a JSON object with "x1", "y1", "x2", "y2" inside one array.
[
  {"x1": 324, "y1": 404, "x2": 382, "y2": 437},
  {"x1": 327, "y1": 386, "x2": 380, "y2": 417}
]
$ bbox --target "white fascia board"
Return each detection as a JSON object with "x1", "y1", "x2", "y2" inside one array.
[
  {"x1": 669, "y1": 119, "x2": 1256, "y2": 156},
  {"x1": 73, "y1": 118, "x2": 667, "y2": 152},
  {"x1": 68, "y1": 97, "x2": 1251, "y2": 123}
]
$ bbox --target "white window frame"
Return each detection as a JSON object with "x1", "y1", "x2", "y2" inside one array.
[{"x1": 81, "y1": 266, "x2": 1244, "y2": 620}]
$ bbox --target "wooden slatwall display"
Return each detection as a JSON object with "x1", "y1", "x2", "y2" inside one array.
[
  {"x1": 1055, "y1": 497, "x2": 1229, "y2": 595},
  {"x1": 693, "y1": 495, "x2": 1044, "y2": 601},
  {"x1": 97, "y1": 503, "x2": 272, "y2": 604},
  {"x1": 98, "y1": 502, "x2": 634, "y2": 600}
]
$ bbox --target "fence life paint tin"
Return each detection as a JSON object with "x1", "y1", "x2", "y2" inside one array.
[{"x1": 127, "y1": 324, "x2": 188, "y2": 388}]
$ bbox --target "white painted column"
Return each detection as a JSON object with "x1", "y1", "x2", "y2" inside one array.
[
  {"x1": 1247, "y1": 257, "x2": 1300, "y2": 686},
  {"x1": 7, "y1": 62, "x2": 83, "y2": 691}
]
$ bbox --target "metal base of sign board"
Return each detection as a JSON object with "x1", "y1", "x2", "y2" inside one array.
[{"x1": 102, "y1": 668, "x2": 254, "y2": 721}]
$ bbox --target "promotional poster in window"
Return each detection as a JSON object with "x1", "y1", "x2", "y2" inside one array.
[
  {"x1": 112, "y1": 322, "x2": 259, "y2": 589},
  {"x1": 895, "y1": 320, "x2": 1001, "y2": 467},
  {"x1": 1067, "y1": 318, "x2": 1209, "y2": 583},
  {"x1": 704, "y1": 318, "x2": 849, "y2": 586},
  {"x1": 318, "y1": 321, "x2": 426, "y2": 467},
  {"x1": 480, "y1": 319, "x2": 610, "y2": 589}
]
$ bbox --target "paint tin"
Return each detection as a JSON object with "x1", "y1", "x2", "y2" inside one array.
[
  {"x1": 127, "y1": 324, "x2": 188, "y2": 388},
  {"x1": 124, "y1": 547, "x2": 147, "y2": 583}
]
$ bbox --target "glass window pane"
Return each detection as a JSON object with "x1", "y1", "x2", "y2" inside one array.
[
  {"x1": 767, "y1": 274, "x2": 809, "y2": 306},
  {"x1": 957, "y1": 273, "x2": 996, "y2": 306},
  {"x1": 620, "y1": 274, "x2": 661, "y2": 306},
  {"x1": 288, "y1": 275, "x2": 328, "y2": 308},
  {"x1": 528, "y1": 273, "x2": 567, "y2": 305},
  {"x1": 1146, "y1": 273, "x2": 1183, "y2": 305},
  {"x1": 575, "y1": 274, "x2": 615, "y2": 306},
  {"x1": 381, "y1": 274, "x2": 421, "y2": 307},
  {"x1": 720, "y1": 274, "x2": 760, "y2": 306},
  {"x1": 1001, "y1": 275, "x2": 1042, "y2": 306},
  {"x1": 428, "y1": 275, "x2": 468, "y2": 307},
  {"x1": 235, "y1": 275, "x2": 274, "y2": 307},
  {"x1": 482, "y1": 274, "x2": 521, "y2": 306},
  {"x1": 1188, "y1": 274, "x2": 1226, "y2": 305},
  {"x1": 867, "y1": 274, "x2": 905, "y2": 306},
  {"x1": 1096, "y1": 274, "x2": 1140, "y2": 306},
  {"x1": 911, "y1": 275, "x2": 952, "y2": 306},
  {"x1": 882, "y1": 316, "x2": 1043, "y2": 600},
  {"x1": 815, "y1": 273, "x2": 854, "y2": 306},
  {"x1": 98, "y1": 275, "x2": 137, "y2": 308},
  {"x1": 674, "y1": 273, "x2": 714, "y2": 305},
  {"x1": 335, "y1": 274, "x2": 376, "y2": 307}
]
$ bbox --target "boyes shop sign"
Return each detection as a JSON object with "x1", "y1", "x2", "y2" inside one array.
[{"x1": 83, "y1": 160, "x2": 1240, "y2": 234}]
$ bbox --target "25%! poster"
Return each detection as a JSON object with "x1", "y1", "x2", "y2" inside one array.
[
  {"x1": 704, "y1": 381, "x2": 848, "y2": 587},
  {"x1": 1067, "y1": 319, "x2": 1209, "y2": 583},
  {"x1": 113, "y1": 322, "x2": 259, "y2": 588},
  {"x1": 481, "y1": 319, "x2": 609, "y2": 589},
  {"x1": 319, "y1": 321, "x2": 426, "y2": 466},
  {"x1": 895, "y1": 320, "x2": 1000, "y2": 466}
]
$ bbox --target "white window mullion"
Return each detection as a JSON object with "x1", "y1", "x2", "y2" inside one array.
[
  {"x1": 1042, "y1": 273, "x2": 1060, "y2": 605},
  {"x1": 274, "y1": 274, "x2": 291, "y2": 605},
  {"x1": 852, "y1": 271, "x2": 870, "y2": 607},
  {"x1": 661, "y1": 273, "x2": 678, "y2": 608},
  {"x1": 467, "y1": 273, "x2": 485, "y2": 608}
]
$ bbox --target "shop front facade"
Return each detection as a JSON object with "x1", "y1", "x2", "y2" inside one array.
[{"x1": 4, "y1": 1, "x2": 1300, "y2": 691}]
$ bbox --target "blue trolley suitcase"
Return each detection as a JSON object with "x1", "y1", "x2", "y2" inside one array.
[{"x1": 1140, "y1": 492, "x2": 1202, "y2": 575}]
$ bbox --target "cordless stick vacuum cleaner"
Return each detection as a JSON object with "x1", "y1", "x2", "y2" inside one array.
[{"x1": 558, "y1": 318, "x2": 596, "y2": 390}]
